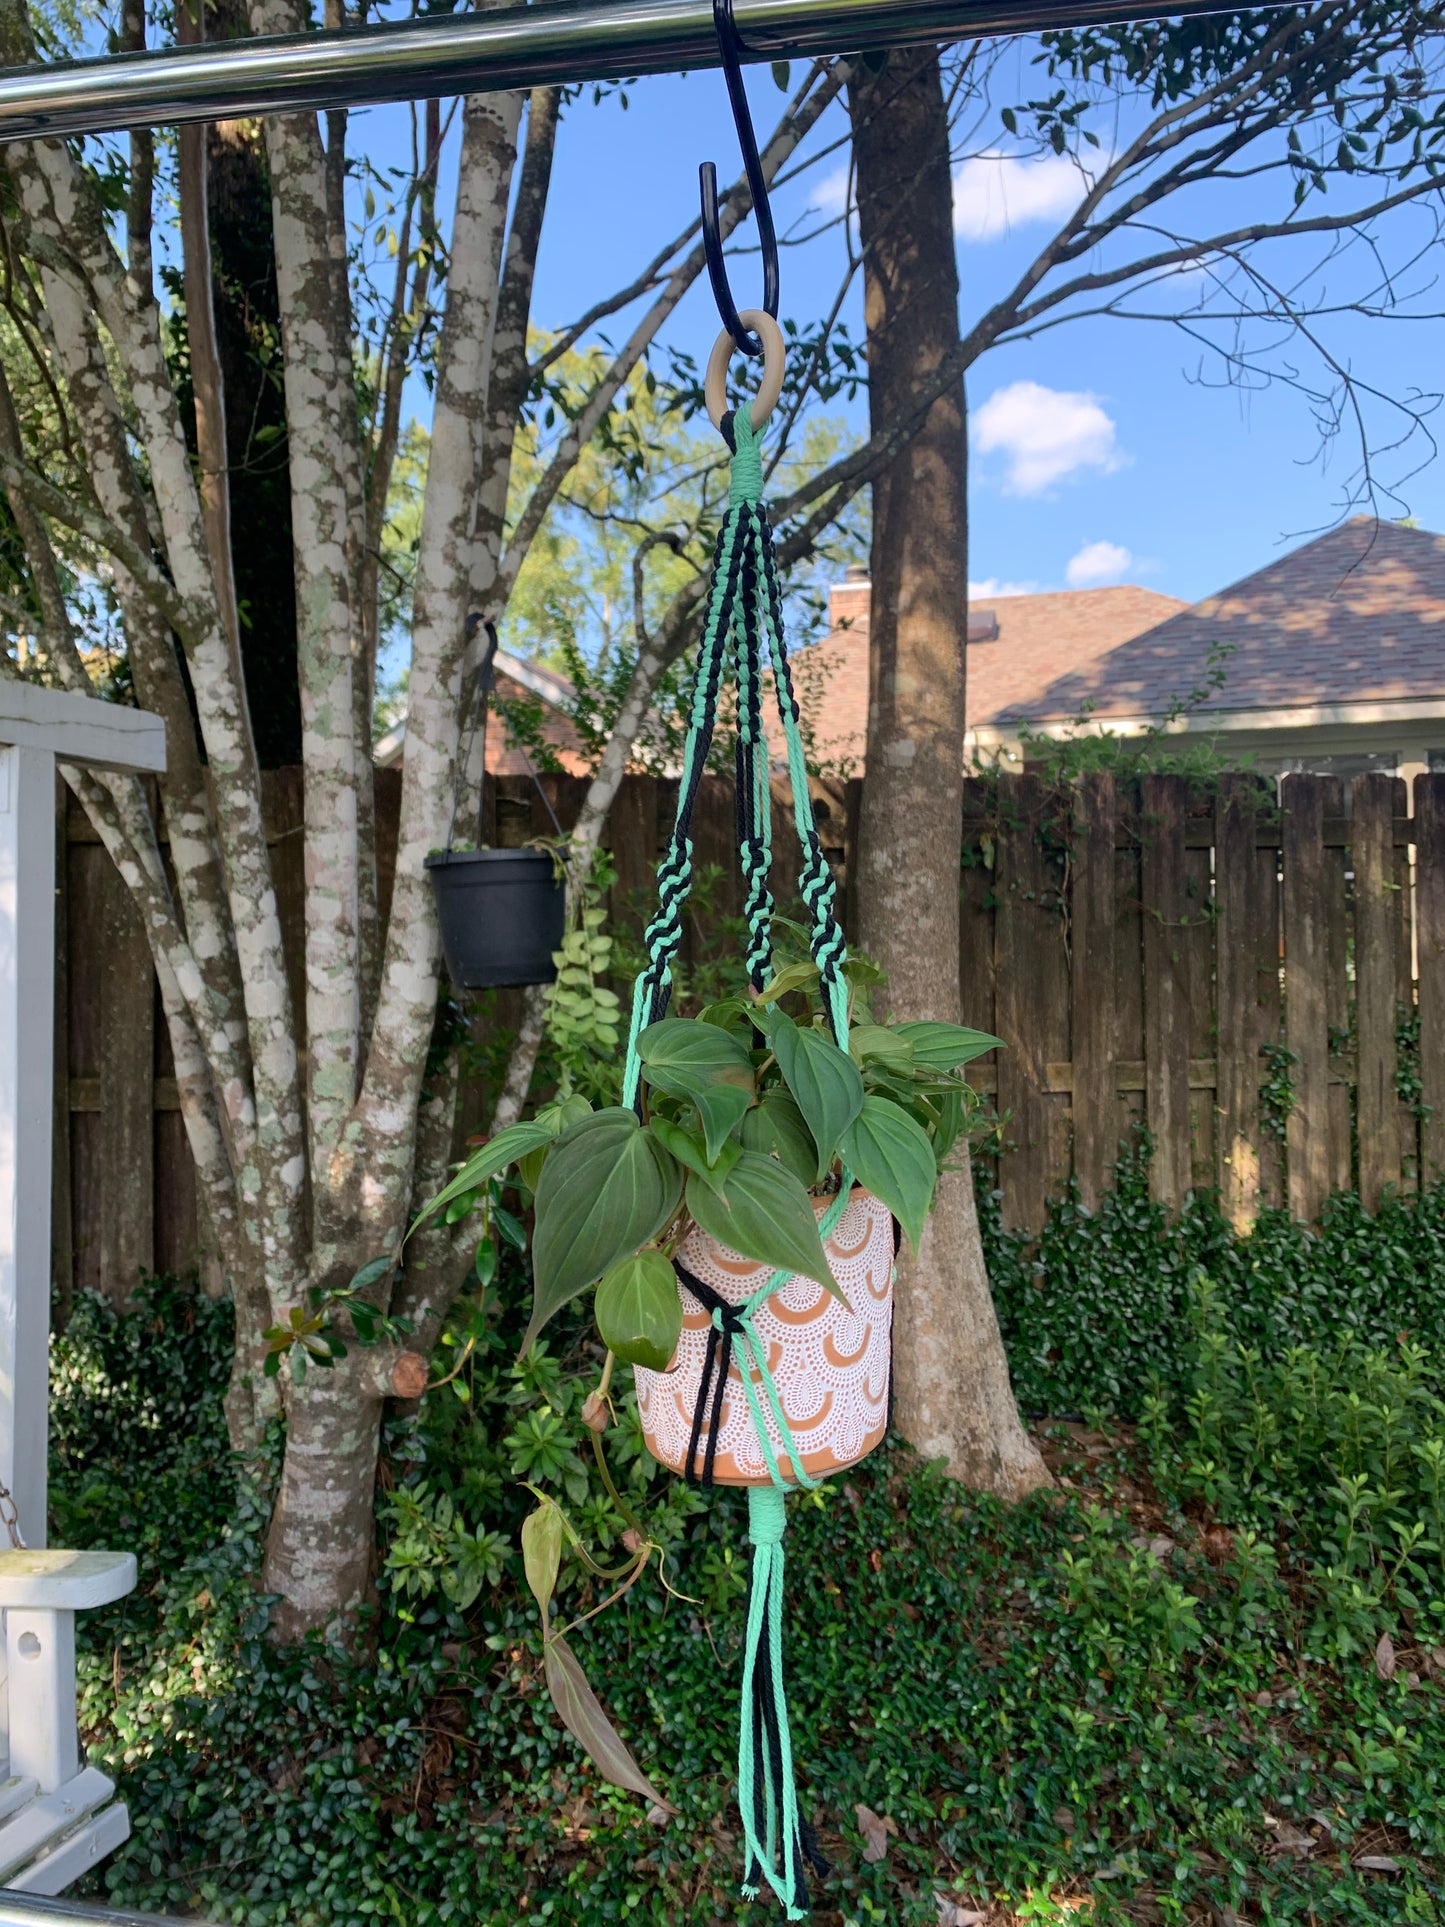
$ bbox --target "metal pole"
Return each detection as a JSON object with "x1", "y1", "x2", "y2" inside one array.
[
  {"x1": 0, "y1": 1897, "x2": 214, "y2": 1927},
  {"x1": 0, "y1": 0, "x2": 1275, "y2": 144}
]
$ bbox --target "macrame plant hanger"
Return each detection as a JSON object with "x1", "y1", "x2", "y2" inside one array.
[
  {"x1": 444, "y1": 617, "x2": 566, "y2": 851},
  {"x1": 619, "y1": 9, "x2": 855, "y2": 1910}
]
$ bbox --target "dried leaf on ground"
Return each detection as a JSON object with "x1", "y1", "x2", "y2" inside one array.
[
  {"x1": 855, "y1": 1802, "x2": 897, "y2": 1863},
  {"x1": 1264, "y1": 1814, "x2": 1316, "y2": 1858},
  {"x1": 1375, "y1": 1630, "x2": 1398, "y2": 1680},
  {"x1": 934, "y1": 1895, "x2": 985, "y2": 1927},
  {"x1": 1356, "y1": 1854, "x2": 1403, "y2": 1873}
]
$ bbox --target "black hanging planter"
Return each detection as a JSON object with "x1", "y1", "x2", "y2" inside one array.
[
  {"x1": 426, "y1": 848, "x2": 565, "y2": 990},
  {"x1": 428, "y1": 620, "x2": 567, "y2": 990}
]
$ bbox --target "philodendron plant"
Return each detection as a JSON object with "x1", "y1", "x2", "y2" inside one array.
[{"x1": 415, "y1": 955, "x2": 1001, "y2": 1370}]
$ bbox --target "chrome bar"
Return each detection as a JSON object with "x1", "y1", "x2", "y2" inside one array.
[
  {"x1": 0, "y1": 0, "x2": 1279, "y2": 144},
  {"x1": 0, "y1": 1896, "x2": 214, "y2": 1927}
]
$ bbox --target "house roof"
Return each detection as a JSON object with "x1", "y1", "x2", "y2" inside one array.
[
  {"x1": 791, "y1": 576, "x2": 1187, "y2": 773},
  {"x1": 993, "y1": 517, "x2": 1445, "y2": 732},
  {"x1": 373, "y1": 647, "x2": 587, "y2": 774}
]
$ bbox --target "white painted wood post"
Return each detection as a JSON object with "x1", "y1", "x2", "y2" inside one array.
[
  {"x1": 0, "y1": 744, "x2": 58, "y2": 1549},
  {"x1": 0, "y1": 686, "x2": 164, "y2": 1550},
  {"x1": 6, "y1": 1609, "x2": 74, "y2": 1791},
  {"x1": 0, "y1": 687, "x2": 160, "y2": 1891}
]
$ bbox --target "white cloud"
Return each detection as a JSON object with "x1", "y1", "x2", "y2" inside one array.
[
  {"x1": 973, "y1": 380, "x2": 1123, "y2": 496},
  {"x1": 810, "y1": 165, "x2": 851, "y2": 217},
  {"x1": 953, "y1": 150, "x2": 1088, "y2": 242},
  {"x1": 1065, "y1": 540, "x2": 1133, "y2": 588},
  {"x1": 816, "y1": 147, "x2": 1093, "y2": 241},
  {"x1": 969, "y1": 577, "x2": 1040, "y2": 598}
]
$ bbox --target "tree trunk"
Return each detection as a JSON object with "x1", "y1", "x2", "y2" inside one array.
[
  {"x1": 208, "y1": 107, "x2": 303, "y2": 768},
  {"x1": 849, "y1": 48, "x2": 1048, "y2": 1500},
  {"x1": 263, "y1": 1346, "x2": 384, "y2": 1642}
]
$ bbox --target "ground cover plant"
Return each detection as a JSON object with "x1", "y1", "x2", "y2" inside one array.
[{"x1": 50, "y1": 1165, "x2": 1445, "y2": 1927}]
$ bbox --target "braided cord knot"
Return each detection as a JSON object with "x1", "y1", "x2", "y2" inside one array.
[{"x1": 729, "y1": 406, "x2": 765, "y2": 507}]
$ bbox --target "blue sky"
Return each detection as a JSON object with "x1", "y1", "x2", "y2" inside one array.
[{"x1": 277, "y1": 36, "x2": 1445, "y2": 613}]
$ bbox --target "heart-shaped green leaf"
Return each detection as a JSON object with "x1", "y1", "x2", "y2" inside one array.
[
  {"x1": 697, "y1": 997, "x2": 756, "y2": 1040},
  {"x1": 755, "y1": 958, "x2": 820, "y2": 1004},
  {"x1": 692, "y1": 1079, "x2": 755, "y2": 1161},
  {"x1": 767, "y1": 1008, "x2": 864, "y2": 1179},
  {"x1": 410, "y1": 1117, "x2": 561, "y2": 1237},
  {"x1": 848, "y1": 1022, "x2": 916, "y2": 1074},
  {"x1": 638, "y1": 1016, "x2": 754, "y2": 1096},
  {"x1": 842, "y1": 953, "x2": 886, "y2": 988},
  {"x1": 740, "y1": 1088, "x2": 819, "y2": 1190},
  {"x1": 926, "y1": 1087, "x2": 967, "y2": 1166},
  {"x1": 685, "y1": 1153, "x2": 837, "y2": 1296},
  {"x1": 647, "y1": 1116, "x2": 741, "y2": 1188},
  {"x1": 527, "y1": 1109, "x2": 682, "y2": 1353},
  {"x1": 595, "y1": 1249, "x2": 682, "y2": 1370},
  {"x1": 840, "y1": 1094, "x2": 938, "y2": 1251},
  {"x1": 894, "y1": 1022, "x2": 1004, "y2": 1071}
]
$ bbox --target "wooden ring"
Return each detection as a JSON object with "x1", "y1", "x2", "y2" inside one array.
[{"x1": 705, "y1": 310, "x2": 786, "y2": 434}]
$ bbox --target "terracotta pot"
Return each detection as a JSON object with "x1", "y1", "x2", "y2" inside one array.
[{"x1": 634, "y1": 1187, "x2": 894, "y2": 1486}]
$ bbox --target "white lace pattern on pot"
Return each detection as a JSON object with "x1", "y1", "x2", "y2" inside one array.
[{"x1": 634, "y1": 1187, "x2": 894, "y2": 1485}]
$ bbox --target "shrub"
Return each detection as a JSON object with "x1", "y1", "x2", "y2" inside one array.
[
  {"x1": 1140, "y1": 1278, "x2": 1445, "y2": 1660},
  {"x1": 987, "y1": 1150, "x2": 1445, "y2": 1420},
  {"x1": 50, "y1": 1277, "x2": 237, "y2": 1562}
]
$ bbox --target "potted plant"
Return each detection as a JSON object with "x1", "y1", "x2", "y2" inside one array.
[
  {"x1": 408, "y1": 389, "x2": 1003, "y2": 1914},
  {"x1": 417, "y1": 953, "x2": 999, "y2": 1471}
]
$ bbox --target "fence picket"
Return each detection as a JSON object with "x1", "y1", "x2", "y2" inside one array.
[
  {"x1": 1254, "y1": 812, "x2": 1284, "y2": 1210},
  {"x1": 958, "y1": 779, "x2": 995, "y2": 1055},
  {"x1": 1282, "y1": 775, "x2": 1330, "y2": 1220},
  {"x1": 995, "y1": 775, "x2": 1054, "y2": 1230},
  {"x1": 1418, "y1": 773, "x2": 1445, "y2": 1184},
  {"x1": 1112, "y1": 782, "x2": 1146, "y2": 1156},
  {"x1": 1355, "y1": 772, "x2": 1402, "y2": 1210},
  {"x1": 1216, "y1": 776, "x2": 1265, "y2": 1228},
  {"x1": 1140, "y1": 774, "x2": 1191, "y2": 1209},
  {"x1": 1071, "y1": 775, "x2": 1117, "y2": 1209},
  {"x1": 1318, "y1": 777, "x2": 1352, "y2": 1192}
]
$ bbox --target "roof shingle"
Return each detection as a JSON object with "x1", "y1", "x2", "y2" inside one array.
[
  {"x1": 789, "y1": 579, "x2": 1186, "y2": 771},
  {"x1": 998, "y1": 517, "x2": 1445, "y2": 726}
]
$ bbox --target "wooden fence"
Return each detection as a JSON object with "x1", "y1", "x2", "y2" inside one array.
[
  {"x1": 54, "y1": 766, "x2": 1445, "y2": 1303},
  {"x1": 958, "y1": 769, "x2": 1444, "y2": 1232}
]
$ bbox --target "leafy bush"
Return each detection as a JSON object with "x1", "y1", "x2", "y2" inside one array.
[
  {"x1": 49, "y1": 1277, "x2": 237, "y2": 1561},
  {"x1": 72, "y1": 1415, "x2": 1445, "y2": 1927},
  {"x1": 1140, "y1": 1278, "x2": 1445, "y2": 1659},
  {"x1": 987, "y1": 1149, "x2": 1445, "y2": 1419}
]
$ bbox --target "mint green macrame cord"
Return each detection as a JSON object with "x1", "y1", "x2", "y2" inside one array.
[
  {"x1": 618, "y1": 404, "x2": 861, "y2": 1916},
  {"x1": 739, "y1": 1482, "x2": 808, "y2": 1919}
]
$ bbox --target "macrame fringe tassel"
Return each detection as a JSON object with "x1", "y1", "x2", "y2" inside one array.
[{"x1": 738, "y1": 1485, "x2": 827, "y2": 1918}]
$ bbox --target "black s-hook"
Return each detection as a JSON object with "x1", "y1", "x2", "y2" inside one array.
[{"x1": 700, "y1": 0, "x2": 779, "y2": 358}]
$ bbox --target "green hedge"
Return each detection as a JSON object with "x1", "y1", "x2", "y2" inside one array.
[{"x1": 987, "y1": 1149, "x2": 1445, "y2": 1419}]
